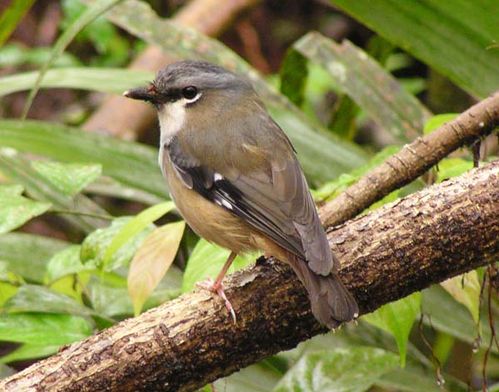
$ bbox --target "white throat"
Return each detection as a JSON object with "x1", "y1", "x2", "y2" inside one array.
[{"x1": 158, "y1": 100, "x2": 186, "y2": 146}]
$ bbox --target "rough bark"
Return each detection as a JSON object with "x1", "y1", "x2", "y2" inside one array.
[
  {"x1": 320, "y1": 91, "x2": 499, "y2": 227},
  {"x1": 2, "y1": 161, "x2": 497, "y2": 392},
  {"x1": 83, "y1": 0, "x2": 260, "y2": 137}
]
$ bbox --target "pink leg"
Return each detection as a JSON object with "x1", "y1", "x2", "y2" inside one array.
[{"x1": 197, "y1": 252, "x2": 237, "y2": 322}]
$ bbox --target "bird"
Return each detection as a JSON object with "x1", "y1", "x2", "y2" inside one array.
[{"x1": 124, "y1": 60, "x2": 358, "y2": 329}]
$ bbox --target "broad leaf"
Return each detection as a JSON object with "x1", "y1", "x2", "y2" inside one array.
[
  {"x1": 363, "y1": 293, "x2": 421, "y2": 367},
  {"x1": 0, "y1": 313, "x2": 92, "y2": 363},
  {"x1": 128, "y1": 221, "x2": 185, "y2": 315},
  {"x1": 45, "y1": 245, "x2": 95, "y2": 284},
  {"x1": 81, "y1": 216, "x2": 153, "y2": 271},
  {"x1": 0, "y1": 312, "x2": 92, "y2": 345},
  {"x1": 435, "y1": 158, "x2": 473, "y2": 183},
  {"x1": 0, "y1": 344, "x2": 60, "y2": 364},
  {"x1": 88, "y1": 268, "x2": 181, "y2": 318},
  {"x1": 423, "y1": 286, "x2": 497, "y2": 353},
  {"x1": 0, "y1": 151, "x2": 109, "y2": 233},
  {"x1": 214, "y1": 362, "x2": 282, "y2": 392},
  {"x1": 4, "y1": 285, "x2": 94, "y2": 317},
  {"x1": 0, "y1": 184, "x2": 51, "y2": 234},
  {"x1": 440, "y1": 271, "x2": 481, "y2": 324},
  {"x1": 0, "y1": 233, "x2": 69, "y2": 282},
  {"x1": 273, "y1": 347, "x2": 398, "y2": 392},
  {"x1": 0, "y1": 120, "x2": 166, "y2": 199},
  {"x1": 293, "y1": 32, "x2": 430, "y2": 142},
  {"x1": 31, "y1": 161, "x2": 102, "y2": 196},
  {"x1": 182, "y1": 239, "x2": 256, "y2": 293},
  {"x1": 423, "y1": 113, "x2": 459, "y2": 134},
  {"x1": 103, "y1": 201, "x2": 175, "y2": 269},
  {"x1": 330, "y1": 0, "x2": 499, "y2": 98}
]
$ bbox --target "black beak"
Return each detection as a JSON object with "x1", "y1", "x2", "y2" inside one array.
[{"x1": 123, "y1": 86, "x2": 157, "y2": 102}]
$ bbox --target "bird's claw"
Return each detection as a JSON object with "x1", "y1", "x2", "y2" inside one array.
[{"x1": 196, "y1": 278, "x2": 237, "y2": 323}]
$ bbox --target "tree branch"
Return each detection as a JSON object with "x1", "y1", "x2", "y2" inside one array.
[
  {"x1": 320, "y1": 91, "x2": 499, "y2": 227},
  {"x1": 2, "y1": 161, "x2": 497, "y2": 392}
]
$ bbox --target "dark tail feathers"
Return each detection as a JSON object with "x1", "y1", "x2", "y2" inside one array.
[{"x1": 288, "y1": 254, "x2": 359, "y2": 329}]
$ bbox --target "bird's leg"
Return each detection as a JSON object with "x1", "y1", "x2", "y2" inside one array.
[{"x1": 197, "y1": 252, "x2": 237, "y2": 322}]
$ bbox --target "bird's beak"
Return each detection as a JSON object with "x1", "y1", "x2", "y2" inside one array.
[{"x1": 123, "y1": 86, "x2": 157, "y2": 102}]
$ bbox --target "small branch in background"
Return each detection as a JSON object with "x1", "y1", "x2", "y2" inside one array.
[
  {"x1": 1, "y1": 161, "x2": 497, "y2": 392},
  {"x1": 234, "y1": 19, "x2": 271, "y2": 73},
  {"x1": 320, "y1": 92, "x2": 499, "y2": 227},
  {"x1": 83, "y1": 0, "x2": 261, "y2": 138}
]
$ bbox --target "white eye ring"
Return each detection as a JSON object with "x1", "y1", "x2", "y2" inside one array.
[{"x1": 184, "y1": 91, "x2": 202, "y2": 104}]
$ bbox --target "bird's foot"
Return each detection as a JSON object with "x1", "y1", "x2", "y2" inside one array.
[{"x1": 197, "y1": 278, "x2": 237, "y2": 323}]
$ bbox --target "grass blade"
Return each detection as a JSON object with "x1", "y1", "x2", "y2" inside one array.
[
  {"x1": 330, "y1": 0, "x2": 499, "y2": 98},
  {"x1": 22, "y1": 0, "x2": 122, "y2": 118},
  {"x1": 0, "y1": 67, "x2": 152, "y2": 97}
]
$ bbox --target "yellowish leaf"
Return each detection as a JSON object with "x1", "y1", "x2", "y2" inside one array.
[{"x1": 128, "y1": 221, "x2": 185, "y2": 316}]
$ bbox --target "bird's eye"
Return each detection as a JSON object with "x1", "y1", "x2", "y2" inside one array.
[{"x1": 182, "y1": 86, "x2": 198, "y2": 100}]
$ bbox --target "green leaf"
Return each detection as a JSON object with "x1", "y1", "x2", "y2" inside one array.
[
  {"x1": 280, "y1": 49, "x2": 308, "y2": 107},
  {"x1": 0, "y1": 312, "x2": 92, "y2": 345},
  {"x1": 313, "y1": 145, "x2": 400, "y2": 202},
  {"x1": 31, "y1": 161, "x2": 102, "y2": 196},
  {"x1": 103, "y1": 201, "x2": 175, "y2": 269},
  {"x1": 4, "y1": 285, "x2": 94, "y2": 318},
  {"x1": 0, "y1": 343, "x2": 60, "y2": 364},
  {"x1": 182, "y1": 239, "x2": 256, "y2": 293},
  {"x1": 0, "y1": 43, "x2": 81, "y2": 68},
  {"x1": 273, "y1": 347, "x2": 398, "y2": 392},
  {"x1": 89, "y1": 0, "x2": 368, "y2": 183},
  {"x1": 45, "y1": 245, "x2": 94, "y2": 284},
  {"x1": 440, "y1": 271, "x2": 481, "y2": 324},
  {"x1": 330, "y1": 0, "x2": 499, "y2": 98},
  {"x1": 0, "y1": 233, "x2": 69, "y2": 282},
  {"x1": 0, "y1": 150, "x2": 109, "y2": 233},
  {"x1": 0, "y1": 0, "x2": 35, "y2": 46},
  {"x1": 422, "y1": 285, "x2": 497, "y2": 353},
  {"x1": 435, "y1": 158, "x2": 473, "y2": 183},
  {"x1": 81, "y1": 216, "x2": 153, "y2": 271},
  {"x1": 0, "y1": 67, "x2": 152, "y2": 97},
  {"x1": 0, "y1": 281, "x2": 18, "y2": 307},
  {"x1": 0, "y1": 120, "x2": 167, "y2": 199},
  {"x1": 363, "y1": 293, "x2": 421, "y2": 367},
  {"x1": 88, "y1": 268, "x2": 181, "y2": 318},
  {"x1": 0, "y1": 184, "x2": 51, "y2": 234},
  {"x1": 378, "y1": 364, "x2": 465, "y2": 392},
  {"x1": 128, "y1": 221, "x2": 185, "y2": 316},
  {"x1": 423, "y1": 113, "x2": 459, "y2": 134},
  {"x1": 22, "y1": 0, "x2": 122, "y2": 118},
  {"x1": 214, "y1": 362, "x2": 282, "y2": 392},
  {"x1": 0, "y1": 313, "x2": 92, "y2": 363},
  {"x1": 293, "y1": 32, "x2": 431, "y2": 142}
]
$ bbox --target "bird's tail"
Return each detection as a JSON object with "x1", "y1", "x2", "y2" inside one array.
[{"x1": 287, "y1": 254, "x2": 359, "y2": 329}]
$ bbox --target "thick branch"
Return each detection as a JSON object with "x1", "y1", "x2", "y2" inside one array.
[
  {"x1": 83, "y1": 0, "x2": 260, "y2": 137},
  {"x1": 2, "y1": 161, "x2": 497, "y2": 392},
  {"x1": 320, "y1": 91, "x2": 499, "y2": 227}
]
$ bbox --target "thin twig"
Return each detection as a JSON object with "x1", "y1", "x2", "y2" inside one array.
[{"x1": 320, "y1": 92, "x2": 499, "y2": 227}]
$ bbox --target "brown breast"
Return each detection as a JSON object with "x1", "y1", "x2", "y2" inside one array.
[{"x1": 162, "y1": 154, "x2": 257, "y2": 254}]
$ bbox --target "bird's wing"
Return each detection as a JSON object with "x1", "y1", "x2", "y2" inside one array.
[{"x1": 165, "y1": 132, "x2": 335, "y2": 276}]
